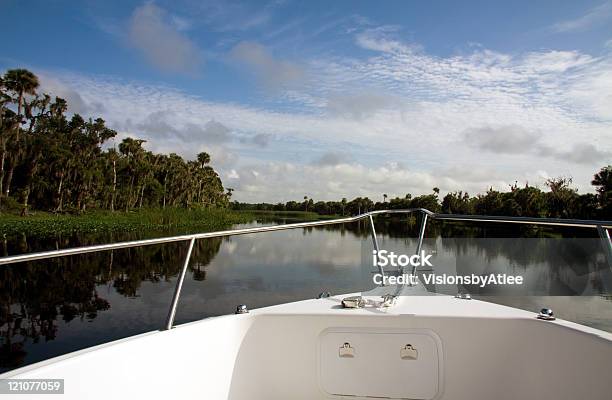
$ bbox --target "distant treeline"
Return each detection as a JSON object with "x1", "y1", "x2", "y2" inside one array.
[
  {"x1": 0, "y1": 69, "x2": 230, "y2": 215},
  {"x1": 232, "y1": 169, "x2": 612, "y2": 220}
]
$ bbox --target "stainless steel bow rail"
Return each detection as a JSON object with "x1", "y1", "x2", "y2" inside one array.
[{"x1": 0, "y1": 209, "x2": 611, "y2": 330}]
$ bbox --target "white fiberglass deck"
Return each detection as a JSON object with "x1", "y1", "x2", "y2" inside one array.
[{"x1": 3, "y1": 290, "x2": 612, "y2": 400}]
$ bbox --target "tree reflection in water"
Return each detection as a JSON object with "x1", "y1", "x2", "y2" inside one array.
[{"x1": 0, "y1": 232, "x2": 222, "y2": 371}]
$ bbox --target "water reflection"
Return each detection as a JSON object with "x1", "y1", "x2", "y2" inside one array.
[
  {"x1": 0, "y1": 236, "x2": 222, "y2": 372},
  {"x1": 0, "y1": 216, "x2": 610, "y2": 373},
  {"x1": 373, "y1": 235, "x2": 609, "y2": 295},
  {"x1": 175, "y1": 227, "x2": 372, "y2": 324}
]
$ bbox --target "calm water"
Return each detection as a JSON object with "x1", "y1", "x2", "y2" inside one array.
[{"x1": 1, "y1": 215, "x2": 611, "y2": 373}]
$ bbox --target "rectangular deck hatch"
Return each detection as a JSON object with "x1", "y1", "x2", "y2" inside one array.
[{"x1": 318, "y1": 328, "x2": 442, "y2": 399}]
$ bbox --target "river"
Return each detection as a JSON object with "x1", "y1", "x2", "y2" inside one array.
[{"x1": 1, "y1": 213, "x2": 611, "y2": 373}]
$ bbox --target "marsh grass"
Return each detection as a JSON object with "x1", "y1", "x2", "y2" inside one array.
[
  {"x1": 0, "y1": 208, "x2": 256, "y2": 238},
  {"x1": 244, "y1": 210, "x2": 339, "y2": 220}
]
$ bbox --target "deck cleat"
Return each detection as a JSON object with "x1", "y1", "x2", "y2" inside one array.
[
  {"x1": 537, "y1": 308, "x2": 555, "y2": 320},
  {"x1": 342, "y1": 295, "x2": 365, "y2": 308},
  {"x1": 235, "y1": 304, "x2": 249, "y2": 314},
  {"x1": 381, "y1": 294, "x2": 397, "y2": 307}
]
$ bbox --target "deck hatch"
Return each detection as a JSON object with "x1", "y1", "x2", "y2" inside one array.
[{"x1": 319, "y1": 328, "x2": 442, "y2": 399}]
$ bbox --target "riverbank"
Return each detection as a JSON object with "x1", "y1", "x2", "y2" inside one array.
[
  {"x1": 242, "y1": 210, "x2": 340, "y2": 220},
  {"x1": 0, "y1": 208, "x2": 255, "y2": 238}
]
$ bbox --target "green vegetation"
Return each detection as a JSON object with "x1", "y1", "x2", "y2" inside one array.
[
  {"x1": 233, "y1": 169, "x2": 612, "y2": 220},
  {"x1": 244, "y1": 209, "x2": 339, "y2": 220},
  {"x1": 0, "y1": 69, "x2": 231, "y2": 216},
  {"x1": 0, "y1": 208, "x2": 253, "y2": 238}
]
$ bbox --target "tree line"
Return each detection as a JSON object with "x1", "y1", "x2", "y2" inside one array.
[
  {"x1": 0, "y1": 69, "x2": 230, "y2": 215},
  {"x1": 232, "y1": 170, "x2": 612, "y2": 220}
]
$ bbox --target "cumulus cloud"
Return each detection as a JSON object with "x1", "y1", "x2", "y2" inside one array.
[
  {"x1": 326, "y1": 92, "x2": 402, "y2": 119},
  {"x1": 538, "y1": 143, "x2": 612, "y2": 165},
  {"x1": 37, "y1": 73, "x2": 103, "y2": 115},
  {"x1": 312, "y1": 152, "x2": 353, "y2": 167},
  {"x1": 190, "y1": 120, "x2": 232, "y2": 143},
  {"x1": 229, "y1": 41, "x2": 304, "y2": 87},
  {"x1": 227, "y1": 161, "x2": 500, "y2": 202},
  {"x1": 463, "y1": 125, "x2": 541, "y2": 154},
  {"x1": 136, "y1": 112, "x2": 231, "y2": 143},
  {"x1": 465, "y1": 125, "x2": 611, "y2": 165},
  {"x1": 128, "y1": 3, "x2": 202, "y2": 74},
  {"x1": 135, "y1": 110, "x2": 177, "y2": 138},
  {"x1": 549, "y1": 2, "x2": 612, "y2": 33},
  {"x1": 242, "y1": 133, "x2": 272, "y2": 147},
  {"x1": 117, "y1": 110, "x2": 237, "y2": 167}
]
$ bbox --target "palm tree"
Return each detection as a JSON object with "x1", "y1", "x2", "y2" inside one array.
[
  {"x1": 3, "y1": 69, "x2": 39, "y2": 119},
  {"x1": 383, "y1": 193, "x2": 388, "y2": 203},
  {"x1": 304, "y1": 196, "x2": 309, "y2": 212},
  {"x1": 592, "y1": 166, "x2": 612, "y2": 195},
  {"x1": 197, "y1": 152, "x2": 210, "y2": 168},
  {"x1": 119, "y1": 138, "x2": 146, "y2": 210},
  {"x1": 0, "y1": 76, "x2": 10, "y2": 202},
  {"x1": 107, "y1": 149, "x2": 119, "y2": 212},
  {"x1": 195, "y1": 152, "x2": 212, "y2": 206},
  {"x1": 2, "y1": 69, "x2": 39, "y2": 198},
  {"x1": 592, "y1": 166, "x2": 612, "y2": 215}
]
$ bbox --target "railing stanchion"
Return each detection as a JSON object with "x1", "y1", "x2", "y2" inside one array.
[
  {"x1": 597, "y1": 225, "x2": 612, "y2": 270},
  {"x1": 413, "y1": 211, "x2": 428, "y2": 276},
  {"x1": 369, "y1": 215, "x2": 384, "y2": 282},
  {"x1": 164, "y1": 237, "x2": 196, "y2": 330}
]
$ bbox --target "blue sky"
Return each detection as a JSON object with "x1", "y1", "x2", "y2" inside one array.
[{"x1": 1, "y1": 0, "x2": 611, "y2": 201}]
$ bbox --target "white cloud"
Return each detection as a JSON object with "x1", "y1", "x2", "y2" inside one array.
[
  {"x1": 228, "y1": 160, "x2": 525, "y2": 202},
  {"x1": 128, "y1": 3, "x2": 203, "y2": 74},
  {"x1": 465, "y1": 125, "x2": 611, "y2": 165},
  {"x1": 355, "y1": 29, "x2": 411, "y2": 54},
  {"x1": 133, "y1": 112, "x2": 232, "y2": 143},
  {"x1": 562, "y1": 58, "x2": 612, "y2": 119},
  {"x1": 550, "y1": 2, "x2": 612, "y2": 33},
  {"x1": 37, "y1": 72, "x2": 103, "y2": 115},
  {"x1": 239, "y1": 133, "x2": 271, "y2": 147},
  {"x1": 191, "y1": 120, "x2": 232, "y2": 143},
  {"x1": 229, "y1": 41, "x2": 305, "y2": 88},
  {"x1": 312, "y1": 152, "x2": 353, "y2": 167},
  {"x1": 538, "y1": 143, "x2": 612, "y2": 165},
  {"x1": 326, "y1": 92, "x2": 402, "y2": 119},
  {"x1": 464, "y1": 125, "x2": 541, "y2": 154}
]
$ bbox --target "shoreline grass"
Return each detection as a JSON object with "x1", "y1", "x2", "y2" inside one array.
[
  {"x1": 0, "y1": 208, "x2": 256, "y2": 238},
  {"x1": 238, "y1": 209, "x2": 340, "y2": 220}
]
